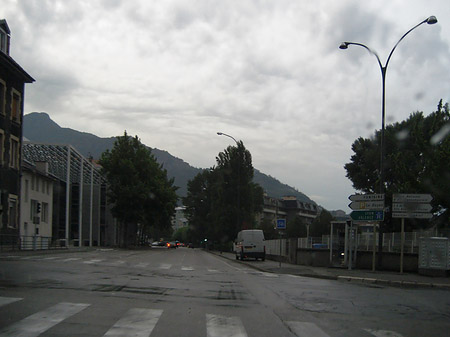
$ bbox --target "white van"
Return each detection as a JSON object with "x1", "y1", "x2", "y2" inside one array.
[{"x1": 234, "y1": 229, "x2": 265, "y2": 261}]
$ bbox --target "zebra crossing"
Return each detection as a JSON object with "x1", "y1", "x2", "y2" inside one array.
[
  {"x1": 0, "y1": 296, "x2": 406, "y2": 337},
  {"x1": 0, "y1": 255, "x2": 276, "y2": 277}
]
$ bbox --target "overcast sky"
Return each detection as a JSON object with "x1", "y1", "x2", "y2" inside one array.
[{"x1": 4, "y1": 0, "x2": 450, "y2": 211}]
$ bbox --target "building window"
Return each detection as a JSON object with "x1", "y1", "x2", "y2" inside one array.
[
  {"x1": 0, "y1": 28, "x2": 8, "y2": 54},
  {"x1": 0, "y1": 130, "x2": 4, "y2": 165},
  {"x1": 11, "y1": 91, "x2": 21, "y2": 123},
  {"x1": 0, "y1": 80, "x2": 5, "y2": 115},
  {"x1": 8, "y1": 196, "x2": 18, "y2": 229},
  {"x1": 31, "y1": 176, "x2": 35, "y2": 190},
  {"x1": 42, "y1": 202, "x2": 49, "y2": 223},
  {"x1": 30, "y1": 199, "x2": 37, "y2": 221},
  {"x1": 9, "y1": 136, "x2": 19, "y2": 169},
  {"x1": 42, "y1": 179, "x2": 45, "y2": 194},
  {"x1": 25, "y1": 179, "x2": 29, "y2": 202},
  {"x1": 36, "y1": 177, "x2": 40, "y2": 192}
]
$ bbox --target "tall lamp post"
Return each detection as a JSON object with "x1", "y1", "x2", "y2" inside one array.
[
  {"x1": 340, "y1": 16, "x2": 437, "y2": 268},
  {"x1": 217, "y1": 132, "x2": 241, "y2": 231}
]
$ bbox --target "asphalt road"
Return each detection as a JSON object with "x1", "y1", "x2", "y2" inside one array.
[{"x1": 0, "y1": 248, "x2": 449, "y2": 337}]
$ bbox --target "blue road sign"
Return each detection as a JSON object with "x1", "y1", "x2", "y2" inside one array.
[{"x1": 276, "y1": 219, "x2": 286, "y2": 229}]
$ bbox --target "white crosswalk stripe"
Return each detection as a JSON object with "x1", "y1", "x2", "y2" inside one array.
[
  {"x1": 206, "y1": 314, "x2": 247, "y2": 337},
  {"x1": 135, "y1": 262, "x2": 149, "y2": 268},
  {"x1": 83, "y1": 259, "x2": 103, "y2": 264},
  {"x1": 62, "y1": 257, "x2": 82, "y2": 262},
  {"x1": 0, "y1": 302, "x2": 90, "y2": 337},
  {"x1": 286, "y1": 321, "x2": 331, "y2": 337},
  {"x1": 365, "y1": 329, "x2": 405, "y2": 337},
  {"x1": 0, "y1": 296, "x2": 22, "y2": 307},
  {"x1": 181, "y1": 266, "x2": 194, "y2": 271},
  {"x1": 159, "y1": 263, "x2": 172, "y2": 269},
  {"x1": 103, "y1": 308, "x2": 163, "y2": 337}
]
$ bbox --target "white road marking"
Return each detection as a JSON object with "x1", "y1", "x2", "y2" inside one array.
[
  {"x1": 258, "y1": 272, "x2": 278, "y2": 278},
  {"x1": 159, "y1": 263, "x2": 172, "y2": 269},
  {"x1": 365, "y1": 329, "x2": 405, "y2": 337},
  {"x1": 181, "y1": 266, "x2": 194, "y2": 271},
  {"x1": 103, "y1": 308, "x2": 163, "y2": 337},
  {"x1": 0, "y1": 296, "x2": 22, "y2": 307},
  {"x1": 206, "y1": 314, "x2": 247, "y2": 337},
  {"x1": 42, "y1": 256, "x2": 58, "y2": 260},
  {"x1": 83, "y1": 259, "x2": 103, "y2": 264},
  {"x1": 62, "y1": 257, "x2": 81, "y2": 262},
  {"x1": 285, "y1": 321, "x2": 330, "y2": 337},
  {"x1": 135, "y1": 263, "x2": 149, "y2": 268},
  {"x1": 0, "y1": 302, "x2": 90, "y2": 337},
  {"x1": 207, "y1": 269, "x2": 219, "y2": 273}
]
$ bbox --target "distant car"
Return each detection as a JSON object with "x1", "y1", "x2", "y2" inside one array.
[
  {"x1": 187, "y1": 243, "x2": 194, "y2": 248},
  {"x1": 151, "y1": 241, "x2": 159, "y2": 247},
  {"x1": 166, "y1": 241, "x2": 177, "y2": 249}
]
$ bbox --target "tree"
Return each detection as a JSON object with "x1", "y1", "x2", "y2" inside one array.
[
  {"x1": 345, "y1": 100, "x2": 450, "y2": 227},
  {"x1": 310, "y1": 209, "x2": 333, "y2": 237},
  {"x1": 99, "y1": 132, "x2": 178, "y2": 247},
  {"x1": 184, "y1": 141, "x2": 264, "y2": 245}
]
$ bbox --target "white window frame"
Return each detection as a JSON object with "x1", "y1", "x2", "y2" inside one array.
[
  {"x1": 0, "y1": 129, "x2": 4, "y2": 166},
  {"x1": 8, "y1": 194, "x2": 18, "y2": 229},
  {"x1": 11, "y1": 88, "x2": 21, "y2": 124},
  {"x1": 9, "y1": 135, "x2": 20, "y2": 169},
  {"x1": 0, "y1": 79, "x2": 6, "y2": 116}
]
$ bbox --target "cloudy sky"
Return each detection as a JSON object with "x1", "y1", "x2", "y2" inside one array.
[{"x1": 4, "y1": 0, "x2": 450, "y2": 211}]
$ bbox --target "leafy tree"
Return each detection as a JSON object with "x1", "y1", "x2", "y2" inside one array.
[
  {"x1": 310, "y1": 209, "x2": 333, "y2": 237},
  {"x1": 286, "y1": 216, "x2": 307, "y2": 238},
  {"x1": 99, "y1": 131, "x2": 178, "y2": 247},
  {"x1": 184, "y1": 141, "x2": 264, "y2": 245},
  {"x1": 345, "y1": 100, "x2": 450, "y2": 227}
]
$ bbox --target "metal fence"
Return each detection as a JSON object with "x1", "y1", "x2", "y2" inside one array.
[
  {"x1": 0, "y1": 234, "x2": 66, "y2": 251},
  {"x1": 265, "y1": 230, "x2": 448, "y2": 256}
]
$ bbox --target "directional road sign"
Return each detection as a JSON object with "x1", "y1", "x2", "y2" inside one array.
[
  {"x1": 276, "y1": 219, "x2": 286, "y2": 230},
  {"x1": 349, "y1": 194, "x2": 385, "y2": 202},
  {"x1": 350, "y1": 210, "x2": 384, "y2": 221},
  {"x1": 348, "y1": 200, "x2": 385, "y2": 211},
  {"x1": 392, "y1": 194, "x2": 432, "y2": 203},
  {"x1": 392, "y1": 203, "x2": 432, "y2": 213},
  {"x1": 392, "y1": 212, "x2": 433, "y2": 219}
]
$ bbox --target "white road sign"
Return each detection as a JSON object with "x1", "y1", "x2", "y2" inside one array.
[
  {"x1": 348, "y1": 194, "x2": 385, "y2": 202},
  {"x1": 348, "y1": 201, "x2": 385, "y2": 211},
  {"x1": 392, "y1": 194, "x2": 432, "y2": 203},
  {"x1": 392, "y1": 212, "x2": 433, "y2": 219},
  {"x1": 392, "y1": 203, "x2": 432, "y2": 213}
]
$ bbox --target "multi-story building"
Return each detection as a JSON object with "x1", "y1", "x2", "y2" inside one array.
[
  {"x1": 0, "y1": 19, "x2": 34, "y2": 238},
  {"x1": 20, "y1": 160, "x2": 56, "y2": 249}
]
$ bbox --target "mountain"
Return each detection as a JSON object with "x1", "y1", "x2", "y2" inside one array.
[{"x1": 23, "y1": 112, "x2": 316, "y2": 204}]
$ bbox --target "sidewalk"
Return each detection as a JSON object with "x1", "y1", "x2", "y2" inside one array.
[{"x1": 210, "y1": 251, "x2": 450, "y2": 290}]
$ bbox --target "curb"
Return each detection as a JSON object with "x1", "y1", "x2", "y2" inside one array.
[
  {"x1": 207, "y1": 250, "x2": 450, "y2": 290},
  {"x1": 337, "y1": 276, "x2": 450, "y2": 290}
]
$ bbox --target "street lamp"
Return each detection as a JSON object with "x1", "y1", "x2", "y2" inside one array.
[
  {"x1": 339, "y1": 15, "x2": 437, "y2": 196},
  {"x1": 217, "y1": 131, "x2": 241, "y2": 231},
  {"x1": 340, "y1": 16, "x2": 437, "y2": 268}
]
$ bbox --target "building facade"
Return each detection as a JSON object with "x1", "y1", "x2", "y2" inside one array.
[
  {"x1": 20, "y1": 160, "x2": 55, "y2": 249},
  {"x1": 0, "y1": 19, "x2": 34, "y2": 238}
]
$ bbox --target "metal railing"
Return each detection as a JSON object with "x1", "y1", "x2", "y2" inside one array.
[{"x1": 0, "y1": 234, "x2": 67, "y2": 251}]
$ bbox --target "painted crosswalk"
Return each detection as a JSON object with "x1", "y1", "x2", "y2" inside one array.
[
  {"x1": 103, "y1": 308, "x2": 163, "y2": 337},
  {"x1": 0, "y1": 302, "x2": 90, "y2": 337},
  {"x1": 0, "y1": 296, "x2": 408, "y2": 337}
]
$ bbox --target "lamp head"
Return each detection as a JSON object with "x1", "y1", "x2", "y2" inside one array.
[
  {"x1": 426, "y1": 16, "x2": 437, "y2": 24},
  {"x1": 339, "y1": 42, "x2": 349, "y2": 50},
  {"x1": 217, "y1": 132, "x2": 223, "y2": 136}
]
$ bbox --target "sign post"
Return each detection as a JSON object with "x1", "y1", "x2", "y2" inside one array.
[
  {"x1": 349, "y1": 194, "x2": 385, "y2": 271},
  {"x1": 392, "y1": 194, "x2": 433, "y2": 273},
  {"x1": 276, "y1": 219, "x2": 286, "y2": 268}
]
